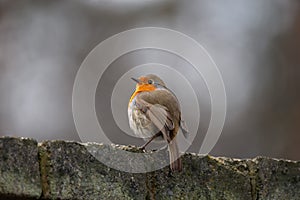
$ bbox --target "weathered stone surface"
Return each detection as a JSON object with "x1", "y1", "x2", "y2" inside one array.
[
  {"x1": 0, "y1": 137, "x2": 41, "y2": 199},
  {"x1": 39, "y1": 141, "x2": 252, "y2": 200},
  {"x1": 39, "y1": 141, "x2": 149, "y2": 200},
  {"x1": 152, "y1": 156, "x2": 252, "y2": 200},
  {"x1": 0, "y1": 137, "x2": 299, "y2": 200},
  {"x1": 255, "y1": 157, "x2": 300, "y2": 200}
]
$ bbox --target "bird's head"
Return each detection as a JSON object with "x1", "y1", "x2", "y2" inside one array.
[
  {"x1": 131, "y1": 74, "x2": 166, "y2": 92},
  {"x1": 129, "y1": 74, "x2": 166, "y2": 104}
]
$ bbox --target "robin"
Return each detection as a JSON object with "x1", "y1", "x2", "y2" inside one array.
[{"x1": 128, "y1": 74, "x2": 188, "y2": 172}]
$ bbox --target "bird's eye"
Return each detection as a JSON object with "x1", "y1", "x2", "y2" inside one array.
[{"x1": 148, "y1": 79, "x2": 153, "y2": 84}]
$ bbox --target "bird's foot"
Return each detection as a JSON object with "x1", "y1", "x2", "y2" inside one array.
[{"x1": 138, "y1": 146, "x2": 146, "y2": 151}]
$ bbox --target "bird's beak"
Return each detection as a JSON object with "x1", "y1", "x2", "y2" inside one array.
[{"x1": 131, "y1": 77, "x2": 140, "y2": 84}]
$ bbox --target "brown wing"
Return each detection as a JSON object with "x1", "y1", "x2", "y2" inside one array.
[
  {"x1": 138, "y1": 90, "x2": 180, "y2": 123},
  {"x1": 134, "y1": 97, "x2": 173, "y2": 142},
  {"x1": 135, "y1": 89, "x2": 180, "y2": 139},
  {"x1": 135, "y1": 89, "x2": 183, "y2": 171}
]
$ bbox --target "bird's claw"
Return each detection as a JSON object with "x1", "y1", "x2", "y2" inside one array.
[{"x1": 138, "y1": 146, "x2": 146, "y2": 151}]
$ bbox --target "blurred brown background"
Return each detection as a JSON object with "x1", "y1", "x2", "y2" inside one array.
[{"x1": 0, "y1": 0, "x2": 299, "y2": 160}]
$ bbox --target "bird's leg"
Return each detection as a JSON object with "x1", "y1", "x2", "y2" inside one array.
[{"x1": 139, "y1": 132, "x2": 161, "y2": 150}]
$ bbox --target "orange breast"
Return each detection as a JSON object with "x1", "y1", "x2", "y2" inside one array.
[{"x1": 129, "y1": 84, "x2": 156, "y2": 105}]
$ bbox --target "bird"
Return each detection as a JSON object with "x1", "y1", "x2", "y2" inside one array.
[{"x1": 128, "y1": 74, "x2": 188, "y2": 172}]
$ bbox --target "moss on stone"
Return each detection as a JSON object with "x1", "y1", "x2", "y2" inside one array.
[{"x1": 0, "y1": 137, "x2": 41, "y2": 199}]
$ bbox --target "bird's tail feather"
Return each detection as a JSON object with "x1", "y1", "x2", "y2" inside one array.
[{"x1": 168, "y1": 139, "x2": 182, "y2": 172}]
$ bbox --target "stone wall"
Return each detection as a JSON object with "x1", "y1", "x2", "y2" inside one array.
[{"x1": 0, "y1": 137, "x2": 299, "y2": 200}]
